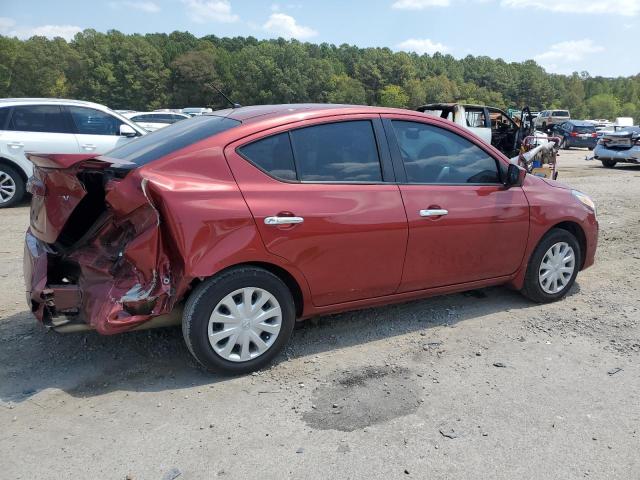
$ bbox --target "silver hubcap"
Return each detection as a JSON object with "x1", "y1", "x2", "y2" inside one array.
[
  {"x1": 208, "y1": 287, "x2": 282, "y2": 362},
  {"x1": 539, "y1": 242, "x2": 576, "y2": 294},
  {"x1": 0, "y1": 171, "x2": 16, "y2": 203}
]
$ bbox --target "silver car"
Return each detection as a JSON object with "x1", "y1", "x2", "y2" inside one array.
[{"x1": 593, "y1": 126, "x2": 640, "y2": 168}]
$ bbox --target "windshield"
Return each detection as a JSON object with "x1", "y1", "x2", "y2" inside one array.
[
  {"x1": 106, "y1": 115, "x2": 240, "y2": 166},
  {"x1": 553, "y1": 111, "x2": 570, "y2": 117},
  {"x1": 574, "y1": 125, "x2": 596, "y2": 133}
]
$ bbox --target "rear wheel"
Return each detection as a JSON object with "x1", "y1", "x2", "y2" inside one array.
[
  {"x1": 601, "y1": 159, "x2": 617, "y2": 168},
  {"x1": 0, "y1": 164, "x2": 25, "y2": 208},
  {"x1": 521, "y1": 228, "x2": 581, "y2": 303},
  {"x1": 182, "y1": 266, "x2": 296, "y2": 374}
]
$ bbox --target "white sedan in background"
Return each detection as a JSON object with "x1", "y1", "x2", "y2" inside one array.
[{"x1": 123, "y1": 111, "x2": 190, "y2": 132}]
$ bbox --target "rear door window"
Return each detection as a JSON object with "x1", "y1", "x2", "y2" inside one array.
[
  {"x1": 290, "y1": 120, "x2": 382, "y2": 182},
  {"x1": 7, "y1": 105, "x2": 72, "y2": 133},
  {"x1": 392, "y1": 120, "x2": 500, "y2": 184}
]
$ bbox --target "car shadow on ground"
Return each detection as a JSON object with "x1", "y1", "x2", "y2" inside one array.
[{"x1": 0, "y1": 283, "x2": 581, "y2": 403}]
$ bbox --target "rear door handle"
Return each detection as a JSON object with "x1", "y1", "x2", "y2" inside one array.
[
  {"x1": 81, "y1": 144, "x2": 97, "y2": 151},
  {"x1": 420, "y1": 209, "x2": 449, "y2": 217},
  {"x1": 264, "y1": 216, "x2": 304, "y2": 225}
]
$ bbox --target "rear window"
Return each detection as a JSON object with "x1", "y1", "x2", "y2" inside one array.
[
  {"x1": 107, "y1": 115, "x2": 240, "y2": 166},
  {"x1": 552, "y1": 111, "x2": 570, "y2": 117},
  {"x1": 574, "y1": 125, "x2": 596, "y2": 133}
]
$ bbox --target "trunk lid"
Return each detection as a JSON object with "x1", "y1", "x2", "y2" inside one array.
[{"x1": 27, "y1": 153, "x2": 134, "y2": 245}]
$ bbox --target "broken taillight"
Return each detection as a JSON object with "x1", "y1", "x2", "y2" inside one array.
[{"x1": 26, "y1": 177, "x2": 46, "y2": 196}]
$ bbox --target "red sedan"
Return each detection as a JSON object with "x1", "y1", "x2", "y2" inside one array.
[{"x1": 24, "y1": 104, "x2": 598, "y2": 374}]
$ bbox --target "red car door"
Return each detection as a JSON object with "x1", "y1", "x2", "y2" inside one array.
[
  {"x1": 225, "y1": 116, "x2": 408, "y2": 307},
  {"x1": 382, "y1": 115, "x2": 530, "y2": 292}
]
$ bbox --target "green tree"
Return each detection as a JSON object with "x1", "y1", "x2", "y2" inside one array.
[
  {"x1": 8, "y1": 36, "x2": 78, "y2": 97},
  {"x1": 379, "y1": 84, "x2": 408, "y2": 108},
  {"x1": 619, "y1": 102, "x2": 638, "y2": 121},
  {"x1": 170, "y1": 49, "x2": 221, "y2": 107},
  {"x1": 403, "y1": 78, "x2": 426, "y2": 109},
  {"x1": 586, "y1": 93, "x2": 620, "y2": 120},
  {"x1": 1, "y1": 30, "x2": 639, "y2": 115},
  {"x1": 327, "y1": 74, "x2": 366, "y2": 104},
  {"x1": 423, "y1": 75, "x2": 459, "y2": 103}
]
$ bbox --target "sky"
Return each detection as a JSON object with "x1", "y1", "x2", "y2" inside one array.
[{"x1": 1, "y1": 0, "x2": 638, "y2": 77}]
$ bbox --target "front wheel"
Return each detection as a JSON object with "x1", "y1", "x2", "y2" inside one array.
[
  {"x1": 601, "y1": 159, "x2": 617, "y2": 168},
  {"x1": 182, "y1": 266, "x2": 296, "y2": 374},
  {"x1": 521, "y1": 229, "x2": 581, "y2": 303}
]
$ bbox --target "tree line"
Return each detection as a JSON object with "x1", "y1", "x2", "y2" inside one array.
[{"x1": 0, "y1": 29, "x2": 638, "y2": 121}]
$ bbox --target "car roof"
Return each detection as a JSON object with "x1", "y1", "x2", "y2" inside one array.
[
  {"x1": 0, "y1": 97, "x2": 110, "y2": 110},
  {"x1": 418, "y1": 103, "x2": 488, "y2": 110},
  {"x1": 128, "y1": 111, "x2": 189, "y2": 116},
  {"x1": 212, "y1": 103, "x2": 425, "y2": 124}
]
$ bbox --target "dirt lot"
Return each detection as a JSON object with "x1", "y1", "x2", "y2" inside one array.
[{"x1": 1, "y1": 150, "x2": 639, "y2": 480}]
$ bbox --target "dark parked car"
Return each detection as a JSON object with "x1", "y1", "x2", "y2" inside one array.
[
  {"x1": 553, "y1": 121, "x2": 598, "y2": 150},
  {"x1": 24, "y1": 104, "x2": 599, "y2": 374}
]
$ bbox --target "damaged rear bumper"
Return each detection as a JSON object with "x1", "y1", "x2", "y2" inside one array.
[
  {"x1": 23, "y1": 167, "x2": 189, "y2": 334},
  {"x1": 25, "y1": 227, "x2": 183, "y2": 334},
  {"x1": 24, "y1": 231, "x2": 80, "y2": 325}
]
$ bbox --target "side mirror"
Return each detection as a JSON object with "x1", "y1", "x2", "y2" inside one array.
[
  {"x1": 504, "y1": 163, "x2": 522, "y2": 187},
  {"x1": 119, "y1": 124, "x2": 137, "y2": 137}
]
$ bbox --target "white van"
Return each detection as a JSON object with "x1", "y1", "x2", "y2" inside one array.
[{"x1": 614, "y1": 117, "x2": 634, "y2": 127}]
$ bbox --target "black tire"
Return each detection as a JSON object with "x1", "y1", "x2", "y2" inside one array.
[
  {"x1": 182, "y1": 266, "x2": 296, "y2": 374},
  {"x1": 0, "y1": 164, "x2": 26, "y2": 208},
  {"x1": 588, "y1": 147, "x2": 594, "y2": 151},
  {"x1": 560, "y1": 138, "x2": 569, "y2": 150},
  {"x1": 521, "y1": 228, "x2": 582, "y2": 303},
  {"x1": 601, "y1": 159, "x2": 617, "y2": 168}
]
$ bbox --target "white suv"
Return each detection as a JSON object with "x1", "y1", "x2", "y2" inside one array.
[
  {"x1": 535, "y1": 110, "x2": 571, "y2": 131},
  {"x1": 0, "y1": 98, "x2": 146, "y2": 207}
]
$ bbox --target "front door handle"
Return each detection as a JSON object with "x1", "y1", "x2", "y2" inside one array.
[
  {"x1": 81, "y1": 144, "x2": 97, "y2": 151},
  {"x1": 7, "y1": 142, "x2": 24, "y2": 149},
  {"x1": 264, "y1": 216, "x2": 304, "y2": 225},
  {"x1": 420, "y1": 209, "x2": 449, "y2": 217}
]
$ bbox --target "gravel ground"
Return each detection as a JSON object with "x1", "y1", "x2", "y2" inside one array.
[{"x1": 1, "y1": 150, "x2": 639, "y2": 480}]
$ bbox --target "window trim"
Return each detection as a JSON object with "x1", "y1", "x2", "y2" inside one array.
[
  {"x1": 235, "y1": 117, "x2": 396, "y2": 185},
  {"x1": 382, "y1": 116, "x2": 506, "y2": 186}
]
